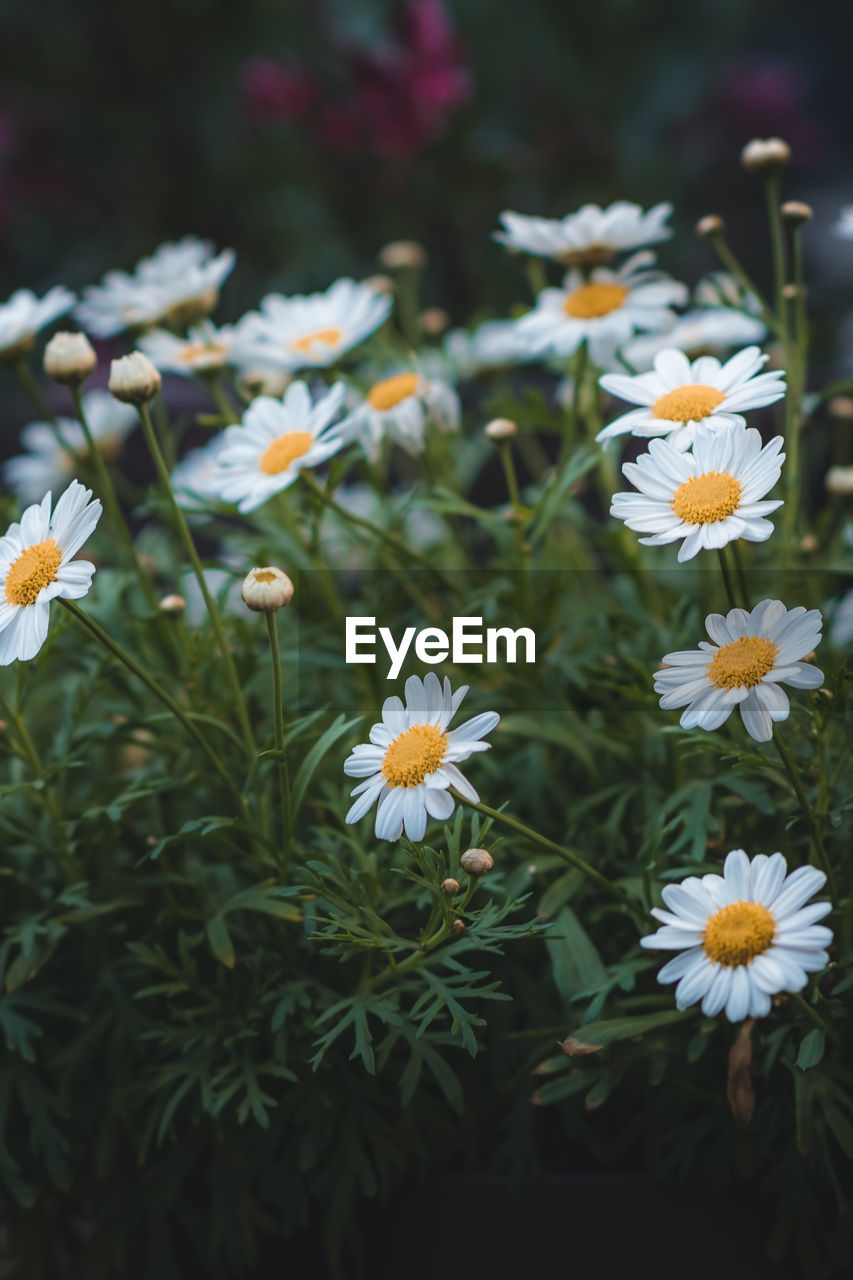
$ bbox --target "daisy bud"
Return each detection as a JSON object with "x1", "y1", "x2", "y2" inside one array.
[
  {"x1": 43, "y1": 331, "x2": 97, "y2": 385},
  {"x1": 740, "y1": 137, "x2": 791, "y2": 175},
  {"x1": 485, "y1": 417, "x2": 517, "y2": 442},
  {"x1": 695, "y1": 215, "x2": 725, "y2": 240},
  {"x1": 460, "y1": 848, "x2": 494, "y2": 876},
  {"x1": 239, "y1": 368, "x2": 293, "y2": 399},
  {"x1": 800, "y1": 534, "x2": 818, "y2": 553},
  {"x1": 109, "y1": 352, "x2": 162, "y2": 405},
  {"x1": 780, "y1": 200, "x2": 813, "y2": 226},
  {"x1": 442, "y1": 877, "x2": 460, "y2": 896},
  {"x1": 378, "y1": 240, "x2": 428, "y2": 271},
  {"x1": 159, "y1": 593, "x2": 186, "y2": 614},
  {"x1": 241, "y1": 565, "x2": 295, "y2": 613},
  {"x1": 452, "y1": 919, "x2": 467, "y2": 936},
  {"x1": 828, "y1": 395, "x2": 853, "y2": 421},
  {"x1": 420, "y1": 307, "x2": 450, "y2": 337},
  {"x1": 363, "y1": 274, "x2": 396, "y2": 296},
  {"x1": 826, "y1": 465, "x2": 853, "y2": 495},
  {"x1": 782, "y1": 283, "x2": 804, "y2": 302}
]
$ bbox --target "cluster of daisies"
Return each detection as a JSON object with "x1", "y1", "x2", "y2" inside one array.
[{"x1": 0, "y1": 196, "x2": 844, "y2": 1029}]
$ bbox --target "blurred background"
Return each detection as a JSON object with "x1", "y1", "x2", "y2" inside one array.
[{"x1": 1, "y1": 0, "x2": 852, "y2": 332}]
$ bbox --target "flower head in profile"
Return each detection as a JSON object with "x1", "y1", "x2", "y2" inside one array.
[
  {"x1": 598, "y1": 347, "x2": 785, "y2": 449},
  {"x1": 4, "y1": 390, "x2": 136, "y2": 505},
  {"x1": 611, "y1": 422, "x2": 784, "y2": 562},
  {"x1": 210, "y1": 380, "x2": 346, "y2": 512},
  {"x1": 233, "y1": 278, "x2": 392, "y2": 372},
  {"x1": 0, "y1": 287, "x2": 75, "y2": 362},
  {"x1": 0, "y1": 481, "x2": 102, "y2": 664},
  {"x1": 344, "y1": 673, "x2": 499, "y2": 842},
  {"x1": 654, "y1": 599, "x2": 823, "y2": 742},
  {"x1": 75, "y1": 237, "x2": 234, "y2": 337},
  {"x1": 442, "y1": 319, "x2": 533, "y2": 378},
  {"x1": 339, "y1": 367, "x2": 459, "y2": 461},
  {"x1": 641, "y1": 849, "x2": 832, "y2": 1021},
  {"x1": 513, "y1": 252, "x2": 687, "y2": 369},
  {"x1": 139, "y1": 323, "x2": 236, "y2": 377},
  {"x1": 494, "y1": 201, "x2": 673, "y2": 265}
]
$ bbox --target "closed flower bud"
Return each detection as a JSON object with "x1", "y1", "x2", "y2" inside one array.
[
  {"x1": 442, "y1": 877, "x2": 460, "y2": 896},
  {"x1": 800, "y1": 534, "x2": 818, "y2": 553},
  {"x1": 485, "y1": 417, "x2": 517, "y2": 442},
  {"x1": 826, "y1": 465, "x2": 853, "y2": 495},
  {"x1": 363, "y1": 274, "x2": 396, "y2": 296},
  {"x1": 740, "y1": 137, "x2": 791, "y2": 175},
  {"x1": 159, "y1": 593, "x2": 186, "y2": 614},
  {"x1": 109, "y1": 352, "x2": 162, "y2": 404},
  {"x1": 241, "y1": 565, "x2": 295, "y2": 612},
  {"x1": 44, "y1": 331, "x2": 97, "y2": 385},
  {"x1": 460, "y1": 848, "x2": 494, "y2": 876},
  {"x1": 782, "y1": 283, "x2": 804, "y2": 302},
  {"x1": 828, "y1": 395, "x2": 853, "y2": 421},
  {"x1": 452, "y1": 919, "x2": 467, "y2": 936},
  {"x1": 780, "y1": 200, "x2": 813, "y2": 226},
  {"x1": 420, "y1": 307, "x2": 450, "y2": 337},
  {"x1": 695, "y1": 215, "x2": 725, "y2": 239},
  {"x1": 378, "y1": 240, "x2": 428, "y2": 271}
]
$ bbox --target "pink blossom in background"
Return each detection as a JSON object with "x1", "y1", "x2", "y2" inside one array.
[
  {"x1": 717, "y1": 58, "x2": 825, "y2": 161},
  {"x1": 240, "y1": 57, "x2": 318, "y2": 123}
]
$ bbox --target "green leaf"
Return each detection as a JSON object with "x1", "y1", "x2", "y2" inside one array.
[
  {"x1": 290, "y1": 713, "x2": 363, "y2": 820},
  {"x1": 205, "y1": 916, "x2": 235, "y2": 969},
  {"x1": 545, "y1": 906, "x2": 606, "y2": 1009},
  {"x1": 560, "y1": 1008, "x2": 695, "y2": 1054},
  {"x1": 795, "y1": 1028, "x2": 825, "y2": 1071}
]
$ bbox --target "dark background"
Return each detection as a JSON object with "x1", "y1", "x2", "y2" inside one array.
[{"x1": 1, "y1": 0, "x2": 853, "y2": 331}]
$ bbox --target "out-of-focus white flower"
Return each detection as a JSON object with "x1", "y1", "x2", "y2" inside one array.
[
  {"x1": 641, "y1": 849, "x2": 832, "y2": 1021},
  {"x1": 830, "y1": 588, "x2": 853, "y2": 647},
  {"x1": 513, "y1": 252, "x2": 687, "y2": 368},
  {"x1": 832, "y1": 206, "x2": 853, "y2": 241},
  {"x1": 319, "y1": 483, "x2": 444, "y2": 570},
  {"x1": 109, "y1": 352, "x2": 162, "y2": 405},
  {"x1": 494, "y1": 202, "x2": 673, "y2": 264},
  {"x1": 598, "y1": 347, "x2": 786, "y2": 449},
  {"x1": 210, "y1": 381, "x2": 347, "y2": 512},
  {"x1": 75, "y1": 238, "x2": 234, "y2": 337},
  {"x1": 0, "y1": 480, "x2": 102, "y2": 664},
  {"x1": 232, "y1": 278, "x2": 391, "y2": 372},
  {"x1": 442, "y1": 319, "x2": 533, "y2": 378},
  {"x1": 139, "y1": 323, "x2": 236, "y2": 377},
  {"x1": 43, "y1": 332, "x2": 97, "y2": 385},
  {"x1": 0, "y1": 287, "x2": 75, "y2": 361},
  {"x1": 654, "y1": 599, "x2": 823, "y2": 742},
  {"x1": 339, "y1": 369, "x2": 459, "y2": 461},
  {"x1": 4, "y1": 390, "x2": 137, "y2": 505},
  {"x1": 170, "y1": 435, "x2": 230, "y2": 511}
]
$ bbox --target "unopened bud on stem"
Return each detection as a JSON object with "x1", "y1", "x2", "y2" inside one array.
[
  {"x1": 780, "y1": 200, "x2": 813, "y2": 226},
  {"x1": 378, "y1": 240, "x2": 428, "y2": 271},
  {"x1": 695, "y1": 215, "x2": 725, "y2": 240},
  {"x1": 740, "y1": 137, "x2": 791, "y2": 175},
  {"x1": 44, "y1": 332, "x2": 97, "y2": 385},
  {"x1": 109, "y1": 352, "x2": 161, "y2": 405},
  {"x1": 241, "y1": 565, "x2": 295, "y2": 613},
  {"x1": 485, "y1": 417, "x2": 517, "y2": 442},
  {"x1": 460, "y1": 848, "x2": 494, "y2": 876},
  {"x1": 441, "y1": 877, "x2": 460, "y2": 896}
]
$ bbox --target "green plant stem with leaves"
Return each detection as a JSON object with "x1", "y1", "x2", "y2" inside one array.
[
  {"x1": 265, "y1": 610, "x2": 293, "y2": 872},
  {"x1": 772, "y1": 728, "x2": 838, "y2": 903},
  {"x1": 136, "y1": 401, "x2": 257, "y2": 758}
]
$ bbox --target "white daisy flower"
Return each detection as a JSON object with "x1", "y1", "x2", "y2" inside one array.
[
  {"x1": 170, "y1": 435, "x2": 229, "y2": 510},
  {"x1": 832, "y1": 206, "x2": 853, "y2": 241},
  {"x1": 598, "y1": 347, "x2": 786, "y2": 449},
  {"x1": 209, "y1": 380, "x2": 346, "y2": 513},
  {"x1": 641, "y1": 849, "x2": 832, "y2": 1022},
  {"x1": 139, "y1": 323, "x2": 238, "y2": 376},
  {"x1": 4, "y1": 390, "x2": 137, "y2": 505},
  {"x1": 494, "y1": 201, "x2": 673, "y2": 265},
  {"x1": 611, "y1": 422, "x2": 784, "y2": 562},
  {"x1": 75, "y1": 237, "x2": 235, "y2": 337},
  {"x1": 344, "y1": 673, "x2": 499, "y2": 842},
  {"x1": 621, "y1": 311, "x2": 767, "y2": 374},
  {"x1": 0, "y1": 287, "x2": 75, "y2": 362},
  {"x1": 513, "y1": 252, "x2": 687, "y2": 369},
  {"x1": 654, "y1": 599, "x2": 824, "y2": 742},
  {"x1": 830, "y1": 588, "x2": 853, "y2": 648},
  {"x1": 339, "y1": 368, "x2": 460, "y2": 461},
  {"x1": 442, "y1": 319, "x2": 533, "y2": 378},
  {"x1": 233, "y1": 278, "x2": 392, "y2": 372},
  {"x1": 0, "y1": 480, "x2": 102, "y2": 665}
]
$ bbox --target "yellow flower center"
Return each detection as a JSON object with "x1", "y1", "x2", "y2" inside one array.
[
  {"x1": 5, "y1": 538, "x2": 63, "y2": 606},
  {"x1": 179, "y1": 339, "x2": 227, "y2": 365},
  {"x1": 562, "y1": 282, "x2": 628, "y2": 319},
  {"x1": 381, "y1": 723, "x2": 448, "y2": 788},
  {"x1": 161, "y1": 289, "x2": 219, "y2": 329},
  {"x1": 706, "y1": 636, "x2": 779, "y2": 689},
  {"x1": 259, "y1": 430, "x2": 313, "y2": 475},
  {"x1": 653, "y1": 384, "x2": 726, "y2": 422},
  {"x1": 367, "y1": 372, "x2": 420, "y2": 411},
  {"x1": 703, "y1": 900, "x2": 776, "y2": 967},
  {"x1": 671, "y1": 471, "x2": 742, "y2": 524},
  {"x1": 252, "y1": 569, "x2": 278, "y2": 584},
  {"x1": 289, "y1": 326, "x2": 344, "y2": 354}
]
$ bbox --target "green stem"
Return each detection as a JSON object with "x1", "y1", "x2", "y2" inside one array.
[
  {"x1": 14, "y1": 359, "x2": 58, "y2": 424},
  {"x1": 716, "y1": 547, "x2": 740, "y2": 612},
  {"x1": 790, "y1": 989, "x2": 830, "y2": 1034},
  {"x1": 0, "y1": 688, "x2": 64, "y2": 830},
  {"x1": 136, "y1": 402, "x2": 256, "y2": 757},
  {"x1": 525, "y1": 255, "x2": 547, "y2": 301},
  {"x1": 265, "y1": 611, "x2": 292, "y2": 874},
  {"x1": 464, "y1": 798, "x2": 639, "y2": 915},
  {"x1": 729, "y1": 540, "x2": 751, "y2": 610},
  {"x1": 764, "y1": 176, "x2": 787, "y2": 317},
  {"x1": 705, "y1": 235, "x2": 781, "y2": 337},
  {"x1": 60, "y1": 599, "x2": 249, "y2": 823},
  {"x1": 301, "y1": 471, "x2": 451, "y2": 585},
  {"x1": 200, "y1": 371, "x2": 239, "y2": 425},
  {"x1": 772, "y1": 728, "x2": 837, "y2": 903}
]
